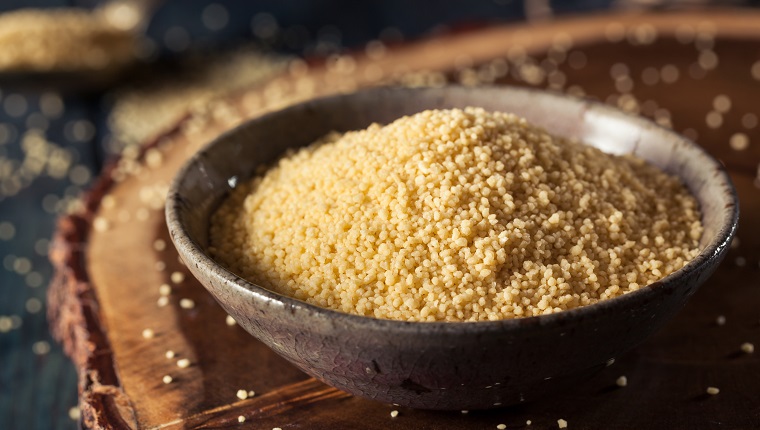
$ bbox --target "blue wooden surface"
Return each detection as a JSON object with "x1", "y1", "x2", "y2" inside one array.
[{"x1": 0, "y1": 91, "x2": 88, "y2": 429}]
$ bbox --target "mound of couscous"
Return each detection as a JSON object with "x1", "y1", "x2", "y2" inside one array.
[{"x1": 209, "y1": 108, "x2": 702, "y2": 322}]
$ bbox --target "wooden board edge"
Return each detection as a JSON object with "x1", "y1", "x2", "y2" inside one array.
[{"x1": 46, "y1": 113, "x2": 194, "y2": 429}]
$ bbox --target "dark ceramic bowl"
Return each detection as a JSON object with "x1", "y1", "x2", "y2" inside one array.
[{"x1": 166, "y1": 86, "x2": 738, "y2": 410}]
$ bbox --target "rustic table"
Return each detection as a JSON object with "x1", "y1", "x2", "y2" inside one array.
[{"x1": 49, "y1": 10, "x2": 760, "y2": 430}]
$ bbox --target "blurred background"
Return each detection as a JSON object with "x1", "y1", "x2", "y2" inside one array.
[{"x1": 0, "y1": 0, "x2": 756, "y2": 428}]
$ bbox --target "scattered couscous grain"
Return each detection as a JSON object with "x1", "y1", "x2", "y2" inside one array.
[
  {"x1": 606, "y1": 358, "x2": 616, "y2": 367},
  {"x1": 558, "y1": 418, "x2": 568, "y2": 428},
  {"x1": 165, "y1": 350, "x2": 175, "y2": 359},
  {"x1": 0, "y1": 316, "x2": 13, "y2": 333},
  {"x1": 159, "y1": 284, "x2": 172, "y2": 296},
  {"x1": 32, "y1": 340, "x2": 50, "y2": 355},
  {"x1": 162, "y1": 375, "x2": 173, "y2": 384},
  {"x1": 616, "y1": 376, "x2": 628, "y2": 387},
  {"x1": 179, "y1": 298, "x2": 195, "y2": 309},
  {"x1": 157, "y1": 296, "x2": 169, "y2": 307},
  {"x1": 154, "y1": 239, "x2": 166, "y2": 251},
  {"x1": 93, "y1": 217, "x2": 109, "y2": 232},
  {"x1": 236, "y1": 389, "x2": 248, "y2": 400},
  {"x1": 497, "y1": 424, "x2": 507, "y2": 429},
  {"x1": 741, "y1": 342, "x2": 754, "y2": 354},
  {"x1": 238, "y1": 415, "x2": 246, "y2": 423},
  {"x1": 716, "y1": 315, "x2": 726, "y2": 326},
  {"x1": 706, "y1": 386, "x2": 720, "y2": 395},
  {"x1": 141, "y1": 328, "x2": 154, "y2": 339},
  {"x1": 211, "y1": 108, "x2": 702, "y2": 322},
  {"x1": 226, "y1": 315, "x2": 237, "y2": 326},
  {"x1": 170, "y1": 271, "x2": 185, "y2": 284},
  {"x1": 390, "y1": 410, "x2": 399, "y2": 418},
  {"x1": 177, "y1": 358, "x2": 190, "y2": 368},
  {"x1": 68, "y1": 406, "x2": 81, "y2": 421},
  {"x1": 527, "y1": 420, "x2": 532, "y2": 426}
]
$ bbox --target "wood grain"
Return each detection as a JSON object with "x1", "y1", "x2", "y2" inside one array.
[{"x1": 49, "y1": 10, "x2": 760, "y2": 429}]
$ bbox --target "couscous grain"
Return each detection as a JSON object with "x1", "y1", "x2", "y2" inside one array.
[
  {"x1": 210, "y1": 108, "x2": 702, "y2": 322},
  {"x1": 616, "y1": 375, "x2": 628, "y2": 387},
  {"x1": 226, "y1": 315, "x2": 237, "y2": 326},
  {"x1": 170, "y1": 271, "x2": 185, "y2": 284},
  {"x1": 68, "y1": 407, "x2": 80, "y2": 421},
  {"x1": 179, "y1": 298, "x2": 195, "y2": 309}
]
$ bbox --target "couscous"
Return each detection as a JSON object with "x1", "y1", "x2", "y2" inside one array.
[{"x1": 210, "y1": 108, "x2": 702, "y2": 322}]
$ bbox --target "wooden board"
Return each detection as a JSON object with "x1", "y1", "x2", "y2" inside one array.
[{"x1": 49, "y1": 10, "x2": 760, "y2": 429}]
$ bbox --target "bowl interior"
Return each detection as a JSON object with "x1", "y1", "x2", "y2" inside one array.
[{"x1": 169, "y1": 85, "x2": 737, "y2": 322}]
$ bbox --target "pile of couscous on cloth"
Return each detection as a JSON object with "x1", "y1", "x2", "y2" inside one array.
[{"x1": 210, "y1": 108, "x2": 702, "y2": 322}]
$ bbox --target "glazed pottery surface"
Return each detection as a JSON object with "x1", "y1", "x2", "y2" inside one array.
[{"x1": 166, "y1": 86, "x2": 738, "y2": 410}]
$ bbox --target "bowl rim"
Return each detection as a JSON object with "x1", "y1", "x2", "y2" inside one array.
[{"x1": 166, "y1": 85, "x2": 739, "y2": 334}]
